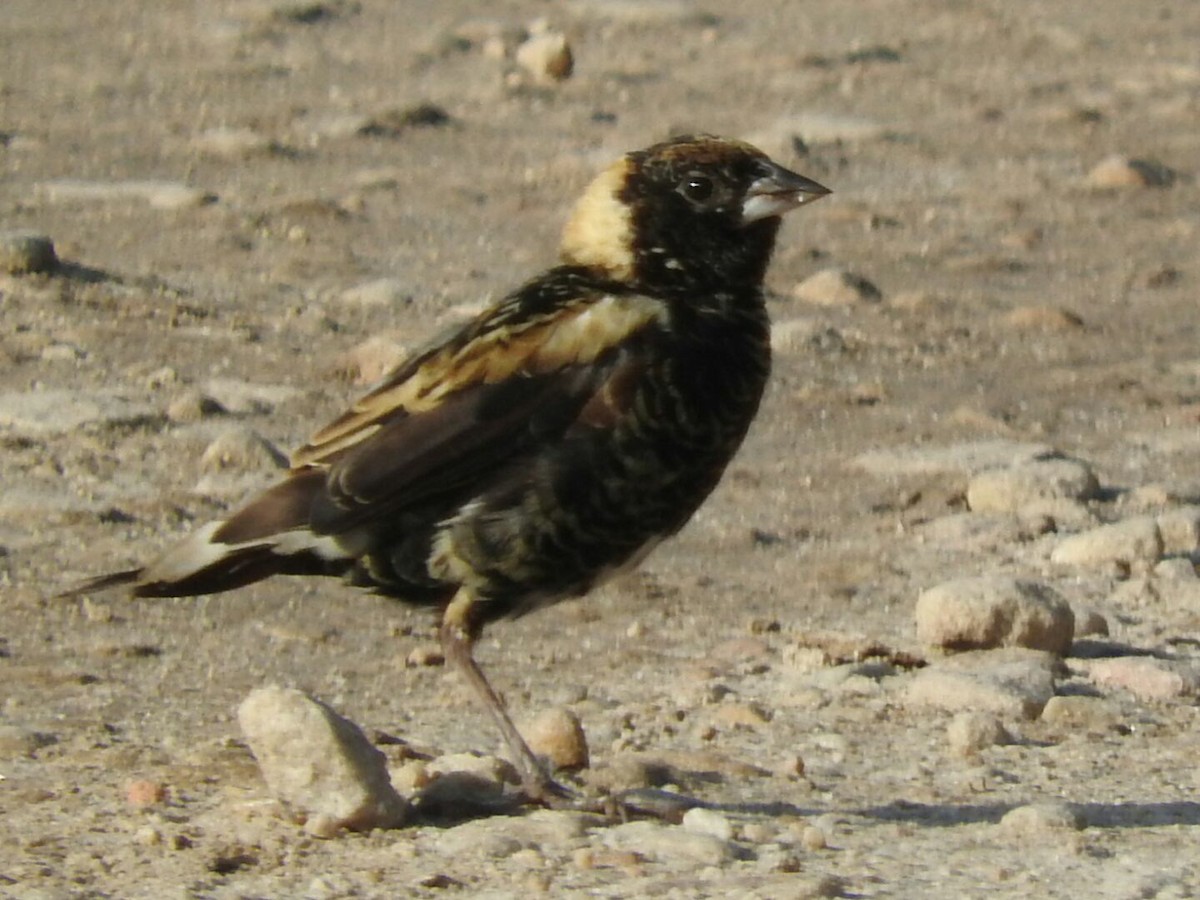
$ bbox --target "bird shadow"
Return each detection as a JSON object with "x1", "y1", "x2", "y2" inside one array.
[
  {"x1": 410, "y1": 794, "x2": 1200, "y2": 833},
  {"x1": 853, "y1": 798, "x2": 1200, "y2": 829}
]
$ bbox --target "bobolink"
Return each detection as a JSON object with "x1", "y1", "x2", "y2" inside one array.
[{"x1": 69, "y1": 135, "x2": 830, "y2": 803}]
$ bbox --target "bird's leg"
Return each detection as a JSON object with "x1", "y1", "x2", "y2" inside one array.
[
  {"x1": 438, "y1": 620, "x2": 702, "y2": 821},
  {"x1": 438, "y1": 616, "x2": 569, "y2": 804}
]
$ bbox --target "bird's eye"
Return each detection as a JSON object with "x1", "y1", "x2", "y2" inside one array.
[{"x1": 678, "y1": 174, "x2": 715, "y2": 204}]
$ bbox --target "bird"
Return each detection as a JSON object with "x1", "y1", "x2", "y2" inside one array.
[{"x1": 66, "y1": 134, "x2": 830, "y2": 805}]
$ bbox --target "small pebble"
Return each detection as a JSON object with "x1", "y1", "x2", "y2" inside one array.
[
  {"x1": 1051, "y1": 517, "x2": 1163, "y2": 570},
  {"x1": 967, "y1": 458, "x2": 1099, "y2": 512},
  {"x1": 425, "y1": 752, "x2": 515, "y2": 798},
  {"x1": 999, "y1": 801, "x2": 1083, "y2": 835},
  {"x1": 770, "y1": 317, "x2": 822, "y2": 353},
  {"x1": 681, "y1": 807, "x2": 734, "y2": 840},
  {"x1": 1086, "y1": 155, "x2": 1175, "y2": 188},
  {"x1": 523, "y1": 707, "x2": 589, "y2": 771},
  {"x1": 711, "y1": 701, "x2": 772, "y2": 728},
  {"x1": 515, "y1": 32, "x2": 574, "y2": 83},
  {"x1": 166, "y1": 390, "x2": 226, "y2": 424},
  {"x1": 778, "y1": 753, "x2": 807, "y2": 778},
  {"x1": 799, "y1": 824, "x2": 827, "y2": 850},
  {"x1": 40, "y1": 342, "x2": 86, "y2": 362},
  {"x1": 126, "y1": 779, "x2": 168, "y2": 807},
  {"x1": 194, "y1": 126, "x2": 277, "y2": 159},
  {"x1": 1073, "y1": 608, "x2": 1110, "y2": 637},
  {"x1": 740, "y1": 821, "x2": 777, "y2": 843},
  {"x1": 199, "y1": 428, "x2": 287, "y2": 474},
  {"x1": 791, "y1": 268, "x2": 881, "y2": 306},
  {"x1": 404, "y1": 644, "x2": 445, "y2": 668},
  {"x1": 388, "y1": 760, "x2": 430, "y2": 796},
  {"x1": 338, "y1": 278, "x2": 411, "y2": 308},
  {"x1": 1085, "y1": 657, "x2": 1198, "y2": 701},
  {"x1": 1156, "y1": 507, "x2": 1200, "y2": 555},
  {"x1": 888, "y1": 289, "x2": 941, "y2": 311},
  {"x1": 602, "y1": 820, "x2": 733, "y2": 866},
  {"x1": 0, "y1": 230, "x2": 58, "y2": 274},
  {"x1": 434, "y1": 820, "x2": 524, "y2": 859},
  {"x1": 134, "y1": 826, "x2": 163, "y2": 847},
  {"x1": 1040, "y1": 695, "x2": 1118, "y2": 730},
  {"x1": 1002, "y1": 306, "x2": 1084, "y2": 331},
  {"x1": 336, "y1": 336, "x2": 410, "y2": 384},
  {"x1": 947, "y1": 712, "x2": 1010, "y2": 757}
]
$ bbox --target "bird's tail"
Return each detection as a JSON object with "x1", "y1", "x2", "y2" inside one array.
[{"x1": 60, "y1": 469, "x2": 355, "y2": 599}]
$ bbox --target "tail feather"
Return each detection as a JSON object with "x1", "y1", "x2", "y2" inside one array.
[
  {"x1": 62, "y1": 469, "x2": 357, "y2": 599},
  {"x1": 57, "y1": 568, "x2": 144, "y2": 600}
]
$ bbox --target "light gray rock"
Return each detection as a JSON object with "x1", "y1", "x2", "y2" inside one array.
[
  {"x1": 915, "y1": 576, "x2": 1075, "y2": 655},
  {"x1": 237, "y1": 685, "x2": 408, "y2": 832},
  {"x1": 769, "y1": 317, "x2": 822, "y2": 353},
  {"x1": 198, "y1": 428, "x2": 288, "y2": 474},
  {"x1": 999, "y1": 801, "x2": 1083, "y2": 835},
  {"x1": 1082, "y1": 657, "x2": 1199, "y2": 701},
  {"x1": 514, "y1": 31, "x2": 574, "y2": 83},
  {"x1": 1040, "y1": 695, "x2": 1119, "y2": 729},
  {"x1": 335, "y1": 335, "x2": 408, "y2": 385},
  {"x1": 905, "y1": 650, "x2": 1060, "y2": 719},
  {"x1": 1051, "y1": 517, "x2": 1163, "y2": 569},
  {"x1": 1156, "y1": 506, "x2": 1200, "y2": 555},
  {"x1": 422, "y1": 751, "x2": 515, "y2": 801},
  {"x1": 601, "y1": 820, "x2": 733, "y2": 866},
  {"x1": 967, "y1": 458, "x2": 1099, "y2": 512},
  {"x1": 433, "y1": 819, "x2": 526, "y2": 859},
  {"x1": 681, "y1": 807, "x2": 734, "y2": 841},
  {"x1": 165, "y1": 389, "x2": 226, "y2": 424},
  {"x1": 946, "y1": 712, "x2": 1011, "y2": 757},
  {"x1": 337, "y1": 277, "x2": 411, "y2": 308}
]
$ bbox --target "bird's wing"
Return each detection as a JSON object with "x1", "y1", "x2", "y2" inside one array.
[
  {"x1": 291, "y1": 289, "x2": 665, "y2": 467},
  {"x1": 283, "y1": 287, "x2": 669, "y2": 536}
]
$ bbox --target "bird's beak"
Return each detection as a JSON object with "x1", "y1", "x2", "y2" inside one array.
[{"x1": 741, "y1": 163, "x2": 831, "y2": 224}]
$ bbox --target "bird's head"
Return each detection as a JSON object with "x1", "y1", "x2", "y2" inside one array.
[{"x1": 561, "y1": 134, "x2": 830, "y2": 295}]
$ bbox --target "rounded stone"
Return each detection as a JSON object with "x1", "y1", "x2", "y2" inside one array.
[
  {"x1": 523, "y1": 706, "x2": 589, "y2": 771},
  {"x1": 916, "y1": 576, "x2": 1075, "y2": 655},
  {"x1": 0, "y1": 230, "x2": 58, "y2": 274}
]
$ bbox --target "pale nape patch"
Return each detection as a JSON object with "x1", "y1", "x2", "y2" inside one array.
[{"x1": 559, "y1": 158, "x2": 636, "y2": 281}]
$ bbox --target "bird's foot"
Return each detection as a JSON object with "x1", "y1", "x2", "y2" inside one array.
[{"x1": 516, "y1": 775, "x2": 699, "y2": 823}]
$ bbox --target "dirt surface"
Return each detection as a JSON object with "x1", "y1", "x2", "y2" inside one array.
[{"x1": 2, "y1": 1, "x2": 1199, "y2": 897}]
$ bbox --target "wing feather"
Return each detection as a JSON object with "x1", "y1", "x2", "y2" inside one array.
[
  {"x1": 291, "y1": 290, "x2": 667, "y2": 469},
  {"x1": 284, "y1": 285, "x2": 668, "y2": 536}
]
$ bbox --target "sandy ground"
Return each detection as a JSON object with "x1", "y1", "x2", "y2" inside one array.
[{"x1": 2, "y1": 1, "x2": 1199, "y2": 897}]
